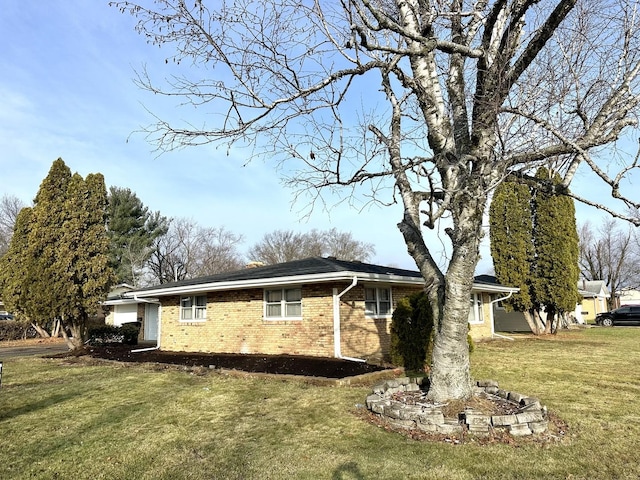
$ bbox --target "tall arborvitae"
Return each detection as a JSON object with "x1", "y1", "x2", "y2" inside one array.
[
  {"x1": 26, "y1": 159, "x2": 73, "y2": 324},
  {"x1": 489, "y1": 178, "x2": 534, "y2": 313},
  {"x1": 53, "y1": 172, "x2": 115, "y2": 346},
  {"x1": 0, "y1": 208, "x2": 41, "y2": 330},
  {"x1": 531, "y1": 168, "x2": 581, "y2": 332},
  {"x1": 0, "y1": 159, "x2": 115, "y2": 348},
  {"x1": 490, "y1": 168, "x2": 580, "y2": 334}
]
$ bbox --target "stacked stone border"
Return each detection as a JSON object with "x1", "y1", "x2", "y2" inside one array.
[{"x1": 366, "y1": 377, "x2": 548, "y2": 436}]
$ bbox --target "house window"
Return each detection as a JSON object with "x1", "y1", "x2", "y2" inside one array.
[
  {"x1": 180, "y1": 295, "x2": 207, "y2": 321},
  {"x1": 468, "y1": 293, "x2": 483, "y2": 324},
  {"x1": 265, "y1": 288, "x2": 302, "y2": 319},
  {"x1": 365, "y1": 287, "x2": 392, "y2": 317}
]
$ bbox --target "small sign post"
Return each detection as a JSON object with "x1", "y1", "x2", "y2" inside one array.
[{"x1": 0, "y1": 361, "x2": 3, "y2": 389}]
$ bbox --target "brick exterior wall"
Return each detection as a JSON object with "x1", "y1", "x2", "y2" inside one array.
[
  {"x1": 468, "y1": 292, "x2": 494, "y2": 340},
  {"x1": 136, "y1": 303, "x2": 146, "y2": 341},
  {"x1": 157, "y1": 282, "x2": 425, "y2": 361},
  {"x1": 156, "y1": 282, "x2": 494, "y2": 359},
  {"x1": 105, "y1": 309, "x2": 114, "y2": 325},
  {"x1": 159, "y1": 286, "x2": 336, "y2": 357},
  {"x1": 338, "y1": 284, "x2": 423, "y2": 362}
]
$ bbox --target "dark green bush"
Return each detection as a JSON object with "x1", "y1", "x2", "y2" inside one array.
[
  {"x1": 88, "y1": 322, "x2": 140, "y2": 346},
  {"x1": 121, "y1": 322, "x2": 141, "y2": 345},
  {"x1": 390, "y1": 292, "x2": 434, "y2": 373},
  {"x1": 0, "y1": 320, "x2": 38, "y2": 341},
  {"x1": 88, "y1": 325, "x2": 124, "y2": 345},
  {"x1": 391, "y1": 295, "x2": 475, "y2": 372}
]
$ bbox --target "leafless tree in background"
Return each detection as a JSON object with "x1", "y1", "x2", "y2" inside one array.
[
  {"x1": 115, "y1": 0, "x2": 640, "y2": 401},
  {"x1": 579, "y1": 219, "x2": 640, "y2": 308},
  {"x1": 248, "y1": 228, "x2": 375, "y2": 264},
  {"x1": 147, "y1": 218, "x2": 244, "y2": 284},
  {"x1": 0, "y1": 194, "x2": 26, "y2": 257}
]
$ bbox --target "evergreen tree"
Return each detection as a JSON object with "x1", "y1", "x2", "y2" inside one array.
[
  {"x1": 0, "y1": 208, "x2": 45, "y2": 333},
  {"x1": 531, "y1": 168, "x2": 581, "y2": 332},
  {"x1": 0, "y1": 159, "x2": 115, "y2": 348},
  {"x1": 26, "y1": 159, "x2": 73, "y2": 324},
  {"x1": 107, "y1": 187, "x2": 168, "y2": 286},
  {"x1": 489, "y1": 168, "x2": 580, "y2": 334},
  {"x1": 390, "y1": 292, "x2": 434, "y2": 372},
  {"x1": 53, "y1": 172, "x2": 115, "y2": 345},
  {"x1": 489, "y1": 178, "x2": 534, "y2": 314}
]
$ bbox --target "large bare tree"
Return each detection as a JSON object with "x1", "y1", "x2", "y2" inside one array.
[
  {"x1": 248, "y1": 228, "x2": 375, "y2": 264},
  {"x1": 114, "y1": 0, "x2": 640, "y2": 401},
  {"x1": 579, "y1": 219, "x2": 640, "y2": 308},
  {"x1": 0, "y1": 194, "x2": 26, "y2": 257},
  {"x1": 147, "y1": 217, "x2": 244, "y2": 284}
]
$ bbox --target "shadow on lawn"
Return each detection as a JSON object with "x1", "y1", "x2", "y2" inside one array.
[
  {"x1": 333, "y1": 461, "x2": 365, "y2": 480},
  {"x1": 0, "y1": 392, "x2": 80, "y2": 422}
]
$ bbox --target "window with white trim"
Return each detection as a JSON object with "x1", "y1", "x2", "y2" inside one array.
[
  {"x1": 365, "y1": 287, "x2": 392, "y2": 317},
  {"x1": 468, "y1": 293, "x2": 483, "y2": 323},
  {"x1": 180, "y1": 295, "x2": 207, "y2": 321},
  {"x1": 265, "y1": 288, "x2": 302, "y2": 319}
]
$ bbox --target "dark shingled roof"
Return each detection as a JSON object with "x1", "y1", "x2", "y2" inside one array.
[
  {"x1": 473, "y1": 274, "x2": 501, "y2": 286},
  {"x1": 133, "y1": 256, "x2": 423, "y2": 293}
]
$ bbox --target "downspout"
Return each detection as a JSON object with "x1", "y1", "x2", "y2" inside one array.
[
  {"x1": 131, "y1": 296, "x2": 162, "y2": 353},
  {"x1": 490, "y1": 291, "x2": 515, "y2": 341},
  {"x1": 333, "y1": 277, "x2": 366, "y2": 362}
]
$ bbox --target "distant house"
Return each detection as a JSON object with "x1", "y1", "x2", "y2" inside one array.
[
  {"x1": 577, "y1": 280, "x2": 610, "y2": 323},
  {"x1": 617, "y1": 288, "x2": 640, "y2": 308},
  {"x1": 120, "y1": 258, "x2": 518, "y2": 362},
  {"x1": 487, "y1": 277, "x2": 610, "y2": 331},
  {"x1": 473, "y1": 275, "x2": 531, "y2": 333},
  {"x1": 103, "y1": 284, "x2": 160, "y2": 343}
]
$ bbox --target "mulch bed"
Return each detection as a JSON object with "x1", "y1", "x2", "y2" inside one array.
[{"x1": 69, "y1": 344, "x2": 387, "y2": 379}]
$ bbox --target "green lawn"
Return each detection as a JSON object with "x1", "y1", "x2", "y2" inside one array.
[{"x1": 0, "y1": 327, "x2": 638, "y2": 479}]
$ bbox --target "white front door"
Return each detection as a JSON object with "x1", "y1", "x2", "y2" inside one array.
[{"x1": 144, "y1": 304, "x2": 159, "y2": 341}]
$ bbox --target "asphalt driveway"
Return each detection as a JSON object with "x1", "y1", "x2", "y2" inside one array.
[{"x1": 0, "y1": 342, "x2": 69, "y2": 359}]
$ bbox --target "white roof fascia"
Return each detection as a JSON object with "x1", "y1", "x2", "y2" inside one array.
[
  {"x1": 471, "y1": 283, "x2": 519, "y2": 294},
  {"x1": 130, "y1": 272, "x2": 425, "y2": 298},
  {"x1": 102, "y1": 298, "x2": 143, "y2": 306}
]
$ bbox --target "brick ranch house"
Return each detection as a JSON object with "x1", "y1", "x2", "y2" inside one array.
[{"x1": 107, "y1": 257, "x2": 518, "y2": 363}]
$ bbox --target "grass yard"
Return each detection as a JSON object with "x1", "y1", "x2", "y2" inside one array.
[{"x1": 1, "y1": 327, "x2": 639, "y2": 479}]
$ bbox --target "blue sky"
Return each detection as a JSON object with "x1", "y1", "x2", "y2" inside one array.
[{"x1": 0, "y1": 1, "x2": 634, "y2": 274}]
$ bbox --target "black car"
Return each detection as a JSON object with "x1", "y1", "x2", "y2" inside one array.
[
  {"x1": 0, "y1": 313, "x2": 14, "y2": 320},
  {"x1": 596, "y1": 306, "x2": 640, "y2": 326}
]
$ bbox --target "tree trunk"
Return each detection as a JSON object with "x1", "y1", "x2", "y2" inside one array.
[
  {"x1": 31, "y1": 322, "x2": 50, "y2": 338},
  {"x1": 427, "y1": 280, "x2": 474, "y2": 402},
  {"x1": 51, "y1": 319, "x2": 61, "y2": 338},
  {"x1": 523, "y1": 311, "x2": 545, "y2": 335},
  {"x1": 60, "y1": 328, "x2": 75, "y2": 350},
  {"x1": 61, "y1": 316, "x2": 86, "y2": 350},
  {"x1": 424, "y1": 213, "x2": 482, "y2": 402},
  {"x1": 544, "y1": 306, "x2": 555, "y2": 334}
]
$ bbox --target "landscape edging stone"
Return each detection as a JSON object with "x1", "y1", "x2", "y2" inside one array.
[{"x1": 366, "y1": 378, "x2": 549, "y2": 437}]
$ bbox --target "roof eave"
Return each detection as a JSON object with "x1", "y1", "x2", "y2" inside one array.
[
  {"x1": 129, "y1": 271, "x2": 425, "y2": 297},
  {"x1": 471, "y1": 283, "x2": 520, "y2": 294},
  {"x1": 102, "y1": 298, "x2": 142, "y2": 306}
]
